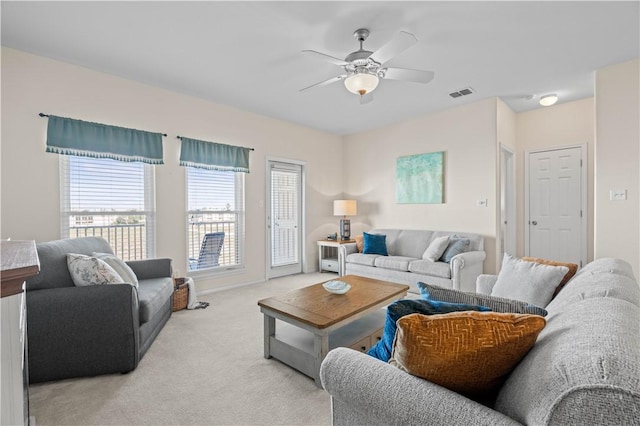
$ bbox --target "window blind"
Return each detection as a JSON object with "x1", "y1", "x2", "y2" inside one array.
[
  {"x1": 60, "y1": 156, "x2": 156, "y2": 260},
  {"x1": 186, "y1": 167, "x2": 244, "y2": 271}
]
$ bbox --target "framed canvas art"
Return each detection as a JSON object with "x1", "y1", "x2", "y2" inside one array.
[{"x1": 396, "y1": 151, "x2": 444, "y2": 204}]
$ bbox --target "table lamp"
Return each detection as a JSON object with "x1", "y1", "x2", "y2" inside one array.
[{"x1": 333, "y1": 200, "x2": 357, "y2": 240}]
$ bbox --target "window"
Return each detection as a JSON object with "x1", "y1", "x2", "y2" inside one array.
[
  {"x1": 60, "y1": 156, "x2": 156, "y2": 261},
  {"x1": 187, "y1": 167, "x2": 244, "y2": 271}
]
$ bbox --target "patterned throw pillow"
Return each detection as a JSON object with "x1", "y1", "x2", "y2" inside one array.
[
  {"x1": 67, "y1": 253, "x2": 124, "y2": 287},
  {"x1": 93, "y1": 252, "x2": 139, "y2": 288},
  {"x1": 362, "y1": 232, "x2": 388, "y2": 256},
  {"x1": 422, "y1": 235, "x2": 450, "y2": 262},
  {"x1": 522, "y1": 257, "x2": 578, "y2": 298},
  {"x1": 417, "y1": 282, "x2": 548, "y2": 316},
  {"x1": 389, "y1": 311, "x2": 546, "y2": 397},
  {"x1": 366, "y1": 298, "x2": 490, "y2": 363}
]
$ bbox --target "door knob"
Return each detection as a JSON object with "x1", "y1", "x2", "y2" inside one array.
[{"x1": 531, "y1": 220, "x2": 538, "y2": 226}]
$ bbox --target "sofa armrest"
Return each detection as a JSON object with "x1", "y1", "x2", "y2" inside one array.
[
  {"x1": 476, "y1": 274, "x2": 498, "y2": 295},
  {"x1": 127, "y1": 258, "x2": 173, "y2": 280},
  {"x1": 320, "y1": 348, "x2": 521, "y2": 426},
  {"x1": 26, "y1": 284, "x2": 140, "y2": 383},
  {"x1": 450, "y1": 250, "x2": 486, "y2": 292},
  {"x1": 338, "y1": 244, "x2": 358, "y2": 275}
]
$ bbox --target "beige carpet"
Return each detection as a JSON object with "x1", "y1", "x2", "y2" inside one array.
[{"x1": 29, "y1": 273, "x2": 334, "y2": 425}]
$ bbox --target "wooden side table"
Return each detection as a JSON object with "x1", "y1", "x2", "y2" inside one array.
[{"x1": 317, "y1": 239, "x2": 355, "y2": 276}]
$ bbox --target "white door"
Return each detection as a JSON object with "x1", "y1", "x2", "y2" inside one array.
[
  {"x1": 267, "y1": 161, "x2": 303, "y2": 278},
  {"x1": 526, "y1": 147, "x2": 584, "y2": 265}
]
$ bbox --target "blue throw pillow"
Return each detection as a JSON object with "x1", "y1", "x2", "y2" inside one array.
[
  {"x1": 366, "y1": 299, "x2": 490, "y2": 362},
  {"x1": 363, "y1": 232, "x2": 388, "y2": 256},
  {"x1": 439, "y1": 237, "x2": 470, "y2": 263}
]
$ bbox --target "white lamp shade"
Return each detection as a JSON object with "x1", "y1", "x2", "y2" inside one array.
[
  {"x1": 344, "y1": 73, "x2": 379, "y2": 96},
  {"x1": 539, "y1": 94, "x2": 558, "y2": 106},
  {"x1": 334, "y1": 199, "x2": 357, "y2": 216}
]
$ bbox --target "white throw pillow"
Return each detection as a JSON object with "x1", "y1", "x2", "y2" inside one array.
[
  {"x1": 491, "y1": 253, "x2": 569, "y2": 307},
  {"x1": 67, "y1": 253, "x2": 124, "y2": 287},
  {"x1": 422, "y1": 236, "x2": 450, "y2": 262},
  {"x1": 93, "y1": 252, "x2": 139, "y2": 288}
]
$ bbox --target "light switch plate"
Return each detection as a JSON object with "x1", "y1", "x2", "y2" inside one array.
[{"x1": 610, "y1": 189, "x2": 627, "y2": 201}]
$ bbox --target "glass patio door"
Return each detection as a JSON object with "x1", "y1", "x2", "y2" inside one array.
[{"x1": 267, "y1": 160, "x2": 303, "y2": 278}]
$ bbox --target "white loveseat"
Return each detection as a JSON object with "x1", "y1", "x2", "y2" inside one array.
[{"x1": 339, "y1": 229, "x2": 486, "y2": 294}]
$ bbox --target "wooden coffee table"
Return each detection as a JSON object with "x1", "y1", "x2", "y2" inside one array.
[{"x1": 257, "y1": 275, "x2": 409, "y2": 386}]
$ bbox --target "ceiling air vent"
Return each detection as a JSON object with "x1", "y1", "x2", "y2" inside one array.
[{"x1": 449, "y1": 87, "x2": 475, "y2": 98}]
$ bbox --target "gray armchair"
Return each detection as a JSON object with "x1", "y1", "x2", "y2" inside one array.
[{"x1": 26, "y1": 237, "x2": 173, "y2": 383}]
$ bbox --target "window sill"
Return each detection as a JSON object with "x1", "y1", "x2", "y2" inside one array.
[{"x1": 186, "y1": 265, "x2": 246, "y2": 281}]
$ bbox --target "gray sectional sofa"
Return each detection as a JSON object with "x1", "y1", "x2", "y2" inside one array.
[
  {"x1": 320, "y1": 258, "x2": 640, "y2": 425},
  {"x1": 26, "y1": 237, "x2": 174, "y2": 383},
  {"x1": 340, "y1": 229, "x2": 485, "y2": 293}
]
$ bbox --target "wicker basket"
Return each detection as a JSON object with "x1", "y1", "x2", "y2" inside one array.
[{"x1": 172, "y1": 278, "x2": 189, "y2": 312}]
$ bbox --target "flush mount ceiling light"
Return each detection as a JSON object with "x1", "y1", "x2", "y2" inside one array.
[
  {"x1": 344, "y1": 70, "x2": 379, "y2": 95},
  {"x1": 539, "y1": 94, "x2": 558, "y2": 106}
]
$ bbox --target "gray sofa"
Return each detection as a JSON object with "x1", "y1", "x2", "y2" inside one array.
[
  {"x1": 320, "y1": 258, "x2": 640, "y2": 425},
  {"x1": 340, "y1": 229, "x2": 485, "y2": 293},
  {"x1": 26, "y1": 237, "x2": 174, "y2": 383}
]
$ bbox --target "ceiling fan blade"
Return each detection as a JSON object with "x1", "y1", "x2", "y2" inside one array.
[
  {"x1": 299, "y1": 75, "x2": 346, "y2": 92},
  {"x1": 301, "y1": 50, "x2": 348, "y2": 66},
  {"x1": 369, "y1": 31, "x2": 418, "y2": 66},
  {"x1": 383, "y1": 68, "x2": 434, "y2": 84},
  {"x1": 359, "y1": 93, "x2": 374, "y2": 105}
]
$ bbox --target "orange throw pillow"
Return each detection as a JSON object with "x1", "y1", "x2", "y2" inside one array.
[
  {"x1": 389, "y1": 311, "x2": 546, "y2": 397},
  {"x1": 522, "y1": 257, "x2": 578, "y2": 298},
  {"x1": 354, "y1": 235, "x2": 364, "y2": 253}
]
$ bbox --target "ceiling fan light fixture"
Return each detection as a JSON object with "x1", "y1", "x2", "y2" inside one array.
[
  {"x1": 539, "y1": 94, "x2": 558, "y2": 106},
  {"x1": 344, "y1": 71, "x2": 379, "y2": 96}
]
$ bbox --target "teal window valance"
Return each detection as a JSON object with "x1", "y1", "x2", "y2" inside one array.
[
  {"x1": 45, "y1": 115, "x2": 164, "y2": 164},
  {"x1": 179, "y1": 137, "x2": 251, "y2": 173}
]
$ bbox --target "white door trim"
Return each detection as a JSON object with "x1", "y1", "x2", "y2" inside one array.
[
  {"x1": 524, "y1": 144, "x2": 587, "y2": 267},
  {"x1": 498, "y1": 144, "x2": 516, "y2": 270}
]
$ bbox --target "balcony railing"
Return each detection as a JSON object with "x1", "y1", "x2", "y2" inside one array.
[
  {"x1": 70, "y1": 224, "x2": 147, "y2": 261},
  {"x1": 188, "y1": 219, "x2": 238, "y2": 270}
]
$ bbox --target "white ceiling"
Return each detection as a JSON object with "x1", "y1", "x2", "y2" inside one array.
[{"x1": 2, "y1": 1, "x2": 639, "y2": 135}]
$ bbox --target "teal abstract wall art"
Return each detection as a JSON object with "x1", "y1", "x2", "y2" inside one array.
[{"x1": 396, "y1": 151, "x2": 444, "y2": 204}]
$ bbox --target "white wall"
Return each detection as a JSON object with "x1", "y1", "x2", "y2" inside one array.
[
  {"x1": 496, "y1": 98, "x2": 517, "y2": 269},
  {"x1": 515, "y1": 98, "x2": 595, "y2": 263},
  {"x1": 0, "y1": 47, "x2": 343, "y2": 291},
  {"x1": 595, "y1": 59, "x2": 640, "y2": 278},
  {"x1": 342, "y1": 98, "x2": 499, "y2": 273}
]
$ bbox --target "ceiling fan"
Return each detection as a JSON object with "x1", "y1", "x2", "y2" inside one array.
[{"x1": 300, "y1": 28, "x2": 435, "y2": 104}]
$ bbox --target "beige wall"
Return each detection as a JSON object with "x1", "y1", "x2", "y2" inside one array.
[
  {"x1": 342, "y1": 98, "x2": 499, "y2": 274},
  {"x1": 0, "y1": 47, "x2": 343, "y2": 291},
  {"x1": 515, "y1": 98, "x2": 595, "y2": 263},
  {"x1": 496, "y1": 98, "x2": 517, "y2": 270},
  {"x1": 595, "y1": 59, "x2": 640, "y2": 278}
]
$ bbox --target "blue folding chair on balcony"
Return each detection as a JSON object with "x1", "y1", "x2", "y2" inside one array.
[{"x1": 192, "y1": 232, "x2": 225, "y2": 270}]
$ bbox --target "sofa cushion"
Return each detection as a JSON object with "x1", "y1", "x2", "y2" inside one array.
[
  {"x1": 390, "y1": 311, "x2": 546, "y2": 398},
  {"x1": 354, "y1": 235, "x2": 364, "y2": 253},
  {"x1": 422, "y1": 235, "x2": 450, "y2": 261},
  {"x1": 366, "y1": 299, "x2": 490, "y2": 363},
  {"x1": 374, "y1": 256, "x2": 415, "y2": 272},
  {"x1": 363, "y1": 232, "x2": 388, "y2": 256},
  {"x1": 93, "y1": 252, "x2": 139, "y2": 288},
  {"x1": 418, "y1": 282, "x2": 548, "y2": 316},
  {"x1": 67, "y1": 253, "x2": 124, "y2": 287},
  {"x1": 408, "y1": 260, "x2": 451, "y2": 279},
  {"x1": 440, "y1": 237, "x2": 470, "y2": 263},
  {"x1": 521, "y1": 257, "x2": 578, "y2": 298},
  {"x1": 492, "y1": 254, "x2": 568, "y2": 307},
  {"x1": 138, "y1": 277, "x2": 174, "y2": 324},
  {"x1": 345, "y1": 253, "x2": 380, "y2": 267}
]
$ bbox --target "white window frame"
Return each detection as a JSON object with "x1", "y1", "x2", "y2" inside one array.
[
  {"x1": 59, "y1": 156, "x2": 156, "y2": 260},
  {"x1": 185, "y1": 167, "x2": 245, "y2": 276}
]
